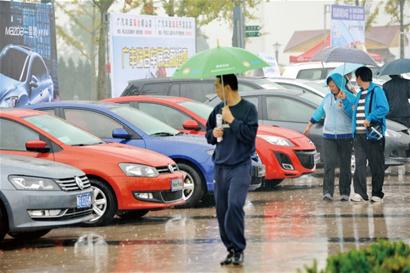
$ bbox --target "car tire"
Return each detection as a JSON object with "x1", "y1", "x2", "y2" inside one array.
[
  {"x1": 118, "y1": 210, "x2": 149, "y2": 220},
  {"x1": 177, "y1": 163, "x2": 205, "y2": 208},
  {"x1": 83, "y1": 179, "x2": 117, "y2": 227},
  {"x1": 8, "y1": 229, "x2": 51, "y2": 240},
  {"x1": 261, "y1": 179, "x2": 284, "y2": 189},
  {"x1": 0, "y1": 206, "x2": 8, "y2": 241}
]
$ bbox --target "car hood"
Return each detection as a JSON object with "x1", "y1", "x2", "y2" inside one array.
[
  {"x1": 257, "y1": 125, "x2": 305, "y2": 140},
  {"x1": 0, "y1": 154, "x2": 84, "y2": 179},
  {"x1": 79, "y1": 142, "x2": 175, "y2": 167},
  {"x1": 161, "y1": 134, "x2": 212, "y2": 148},
  {"x1": 0, "y1": 73, "x2": 20, "y2": 98}
]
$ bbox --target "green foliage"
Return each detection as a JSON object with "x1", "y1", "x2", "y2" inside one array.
[
  {"x1": 300, "y1": 241, "x2": 410, "y2": 273},
  {"x1": 385, "y1": 0, "x2": 410, "y2": 30}
]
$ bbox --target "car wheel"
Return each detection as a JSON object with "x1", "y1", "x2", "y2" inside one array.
[
  {"x1": 0, "y1": 207, "x2": 8, "y2": 241},
  {"x1": 8, "y1": 229, "x2": 51, "y2": 240},
  {"x1": 83, "y1": 179, "x2": 117, "y2": 227},
  {"x1": 177, "y1": 163, "x2": 205, "y2": 208},
  {"x1": 261, "y1": 179, "x2": 284, "y2": 189},
  {"x1": 118, "y1": 210, "x2": 149, "y2": 220}
]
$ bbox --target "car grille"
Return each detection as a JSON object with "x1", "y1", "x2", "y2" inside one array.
[
  {"x1": 156, "y1": 164, "x2": 179, "y2": 174},
  {"x1": 295, "y1": 150, "x2": 316, "y2": 169},
  {"x1": 33, "y1": 208, "x2": 93, "y2": 221},
  {"x1": 55, "y1": 175, "x2": 91, "y2": 191}
]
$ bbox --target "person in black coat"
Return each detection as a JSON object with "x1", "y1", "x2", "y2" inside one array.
[
  {"x1": 205, "y1": 74, "x2": 258, "y2": 266},
  {"x1": 383, "y1": 75, "x2": 410, "y2": 127}
]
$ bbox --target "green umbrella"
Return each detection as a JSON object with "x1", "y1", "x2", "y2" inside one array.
[{"x1": 173, "y1": 46, "x2": 270, "y2": 79}]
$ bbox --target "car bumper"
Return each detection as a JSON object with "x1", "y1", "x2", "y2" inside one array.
[
  {"x1": 113, "y1": 171, "x2": 186, "y2": 210},
  {"x1": 3, "y1": 188, "x2": 94, "y2": 232}
]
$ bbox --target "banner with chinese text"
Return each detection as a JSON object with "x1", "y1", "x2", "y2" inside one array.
[{"x1": 331, "y1": 5, "x2": 365, "y2": 49}]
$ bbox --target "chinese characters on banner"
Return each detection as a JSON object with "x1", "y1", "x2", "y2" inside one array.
[
  {"x1": 108, "y1": 13, "x2": 196, "y2": 98},
  {"x1": 330, "y1": 5, "x2": 365, "y2": 49}
]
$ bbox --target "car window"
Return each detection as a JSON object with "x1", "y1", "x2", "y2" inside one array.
[
  {"x1": 178, "y1": 101, "x2": 213, "y2": 120},
  {"x1": 265, "y1": 96, "x2": 314, "y2": 122},
  {"x1": 0, "y1": 47, "x2": 28, "y2": 82},
  {"x1": 0, "y1": 118, "x2": 40, "y2": 151},
  {"x1": 41, "y1": 109, "x2": 56, "y2": 116},
  {"x1": 169, "y1": 84, "x2": 180, "y2": 96},
  {"x1": 64, "y1": 109, "x2": 125, "y2": 139},
  {"x1": 140, "y1": 83, "x2": 170, "y2": 95},
  {"x1": 278, "y1": 83, "x2": 303, "y2": 91},
  {"x1": 31, "y1": 57, "x2": 47, "y2": 80},
  {"x1": 180, "y1": 82, "x2": 214, "y2": 102},
  {"x1": 297, "y1": 69, "x2": 324, "y2": 80},
  {"x1": 244, "y1": 96, "x2": 259, "y2": 111},
  {"x1": 138, "y1": 102, "x2": 191, "y2": 130}
]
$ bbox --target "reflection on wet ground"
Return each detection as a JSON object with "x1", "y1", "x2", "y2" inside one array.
[{"x1": 1, "y1": 171, "x2": 410, "y2": 273}]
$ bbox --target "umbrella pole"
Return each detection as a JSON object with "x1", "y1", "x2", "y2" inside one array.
[{"x1": 221, "y1": 75, "x2": 227, "y2": 106}]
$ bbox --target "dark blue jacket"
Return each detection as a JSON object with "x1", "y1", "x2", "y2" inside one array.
[{"x1": 205, "y1": 99, "x2": 258, "y2": 166}]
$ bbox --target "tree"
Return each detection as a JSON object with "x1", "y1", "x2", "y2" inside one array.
[
  {"x1": 385, "y1": 0, "x2": 410, "y2": 58},
  {"x1": 92, "y1": 0, "x2": 115, "y2": 100}
]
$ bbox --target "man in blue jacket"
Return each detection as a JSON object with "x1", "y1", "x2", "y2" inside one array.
[
  {"x1": 206, "y1": 74, "x2": 258, "y2": 266},
  {"x1": 338, "y1": 66, "x2": 389, "y2": 203}
]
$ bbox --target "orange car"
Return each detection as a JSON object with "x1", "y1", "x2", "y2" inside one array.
[{"x1": 0, "y1": 109, "x2": 185, "y2": 226}]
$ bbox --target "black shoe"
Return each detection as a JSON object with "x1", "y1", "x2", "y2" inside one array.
[
  {"x1": 232, "y1": 251, "x2": 244, "y2": 266},
  {"x1": 220, "y1": 249, "x2": 234, "y2": 265}
]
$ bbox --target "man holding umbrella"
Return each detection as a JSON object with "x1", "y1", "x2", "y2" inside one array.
[
  {"x1": 338, "y1": 66, "x2": 389, "y2": 202},
  {"x1": 206, "y1": 74, "x2": 258, "y2": 266},
  {"x1": 379, "y1": 59, "x2": 410, "y2": 128}
]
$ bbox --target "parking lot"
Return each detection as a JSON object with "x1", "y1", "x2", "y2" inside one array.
[{"x1": 1, "y1": 167, "x2": 409, "y2": 273}]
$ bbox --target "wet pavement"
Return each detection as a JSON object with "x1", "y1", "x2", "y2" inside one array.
[{"x1": 1, "y1": 169, "x2": 410, "y2": 273}]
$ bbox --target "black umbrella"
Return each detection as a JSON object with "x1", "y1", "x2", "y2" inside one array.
[
  {"x1": 311, "y1": 47, "x2": 378, "y2": 66},
  {"x1": 378, "y1": 58, "x2": 410, "y2": 76}
]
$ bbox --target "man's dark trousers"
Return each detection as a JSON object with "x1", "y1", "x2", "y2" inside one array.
[
  {"x1": 214, "y1": 160, "x2": 251, "y2": 253},
  {"x1": 353, "y1": 134, "x2": 385, "y2": 199}
]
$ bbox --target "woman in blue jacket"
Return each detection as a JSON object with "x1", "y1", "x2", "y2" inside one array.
[{"x1": 304, "y1": 73, "x2": 355, "y2": 201}]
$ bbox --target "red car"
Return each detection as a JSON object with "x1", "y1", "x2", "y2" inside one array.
[
  {"x1": 104, "y1": 96, "x2": 317, "y2": 186},
  {"x1": 0, "y1": 109, "x2": 185, "y2": 226}
]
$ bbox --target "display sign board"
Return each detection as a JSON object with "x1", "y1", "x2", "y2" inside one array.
[
  {"x1": 108, "y1": 13, "x2": 196, "y2": 97},
  {"x1": 331, "y1": 4, "x2": 365, "y2": 49},
  {"x1": 0, "y1": 1, "x2": 58, "y2": 107}
]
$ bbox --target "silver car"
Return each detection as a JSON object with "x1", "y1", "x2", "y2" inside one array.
[{"x1": 0, "y1": 155, "x2": 93, "y2": 241}]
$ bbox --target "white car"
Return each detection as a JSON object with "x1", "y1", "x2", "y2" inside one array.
[{"x1": 281, "y1": 62, "x2": 342, "y2": 80}]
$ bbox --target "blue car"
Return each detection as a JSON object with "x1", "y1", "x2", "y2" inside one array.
[
  {"x1": 0, "y1": 44, "x2": 54, "y2": 107},
  {"x1": 28, "y1": 101, "x2": 216, "y2": 207}
]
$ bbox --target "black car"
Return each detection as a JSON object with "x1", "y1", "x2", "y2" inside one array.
[
  {"x1": 121, "y1": 77, "x2": 282, "y2": 102},
  {"x1": 206, "y1": 89, "x2": 410, "y2": 168}
]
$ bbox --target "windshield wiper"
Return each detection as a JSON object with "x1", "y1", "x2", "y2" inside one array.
[
  {"x1": 71, "y1": 142, "x2": 104, "y2": 146},
  {"x1": 150, "y1": 132, "x2": 175, "y2": 137},
  {"x1": 174, "y1": 132, "x2": 184, "y2": 136}
]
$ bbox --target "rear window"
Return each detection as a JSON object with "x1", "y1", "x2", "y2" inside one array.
[{"x1": 140, "y1": 83, "x2": 170, "y2": 95}]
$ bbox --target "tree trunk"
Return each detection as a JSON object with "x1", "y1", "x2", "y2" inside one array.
[{"x1": 96, "y1": 10, "x2": 107, "y2": 100}]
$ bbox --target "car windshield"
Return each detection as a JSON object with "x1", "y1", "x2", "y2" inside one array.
[
  {"x1": 179, "y1": 101, "x2": 213, "y2": 120},
  {"x1": 24, "y1": 114, "x2": 103, "y2": 146},
  {"x1": 110, "y1": 105, "x2": 180, "y2": 136},
  {"x1": 0, "y1": 47, "x2": 28, "y2": 81}
]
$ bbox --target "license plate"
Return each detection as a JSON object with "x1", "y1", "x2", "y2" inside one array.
[
  {"x1": 77, "y1": 192, "x2": 92, "y2": 209},
  {"x1": 171, "y1": 178, "x2": 183, "y2": 192}
]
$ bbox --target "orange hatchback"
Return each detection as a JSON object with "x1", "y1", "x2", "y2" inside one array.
[{"x1": 0, "y1": 109, "x2": 185, "y2": 226}]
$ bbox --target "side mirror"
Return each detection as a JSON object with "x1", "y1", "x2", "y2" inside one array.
[
  {"x1": 182, "y1": 119, "x2": 200, "y2": 131},
  {"x1": 29, "y1": 75, "x2": 39, "y2": 88},
  {"x1": 112, "y1": 128, "x2": 131, "y2": 139},
  {"x1": 25, "y1": 140, "x2": 50, "y2": 153}
]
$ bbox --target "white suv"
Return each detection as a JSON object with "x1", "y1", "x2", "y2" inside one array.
[{"x1": 281, "y1": 62, "x2": 342, "y2": 80}]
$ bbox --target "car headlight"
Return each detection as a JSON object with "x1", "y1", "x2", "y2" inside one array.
[
  {"x1": 385, "y1": 129, "x2": 401, "y2": 138},
  {"x1": 0, "y1": 95, "x2": 18, "y2": 107},
  {"x1": 8, "y1": 175, "x2": 60, "y2": 191},
  {"x1": 119, "y1": 163, "x2": 159, "y2": 177},
  {"x1": 258, "y1": 135, "x2": 294, "y2": 146}
]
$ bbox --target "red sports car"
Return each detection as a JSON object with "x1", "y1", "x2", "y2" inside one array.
[{"x1": 104, "y1": 96, "x2": 317, "y2": 186}]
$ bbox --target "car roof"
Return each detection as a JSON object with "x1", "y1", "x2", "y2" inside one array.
[
  {"x1": 28, "y1": 101, "x2": 119, "y2": 109},
  {"x1": 207, "y1": 88, "x2": 304, "y2": 100},
  {"x1": 0, "y1": 108, "x2": 44, "y2": 118},
  {"x1": 109, "y1": 95, "x2": 193, "y2": 104}
]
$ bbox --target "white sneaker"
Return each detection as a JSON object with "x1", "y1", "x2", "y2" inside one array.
[
  {"x1": 350, "y1": 193, "x2": 364, "y2": 202},
  {"x1": 371, "y1": 196, "x2": 383, "y2": 203}
]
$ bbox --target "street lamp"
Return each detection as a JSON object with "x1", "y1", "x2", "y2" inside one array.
[{"x1": 273, "y1": 42, "x2": 281, "y2": 64}]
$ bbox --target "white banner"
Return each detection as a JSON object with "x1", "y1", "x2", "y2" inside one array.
[
  {"x1": 331, "y1": 4, "x2": 365, "y2": 49},
  {"x1": 108, "y1": 13, "x2": 196, "y2": 97}
]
